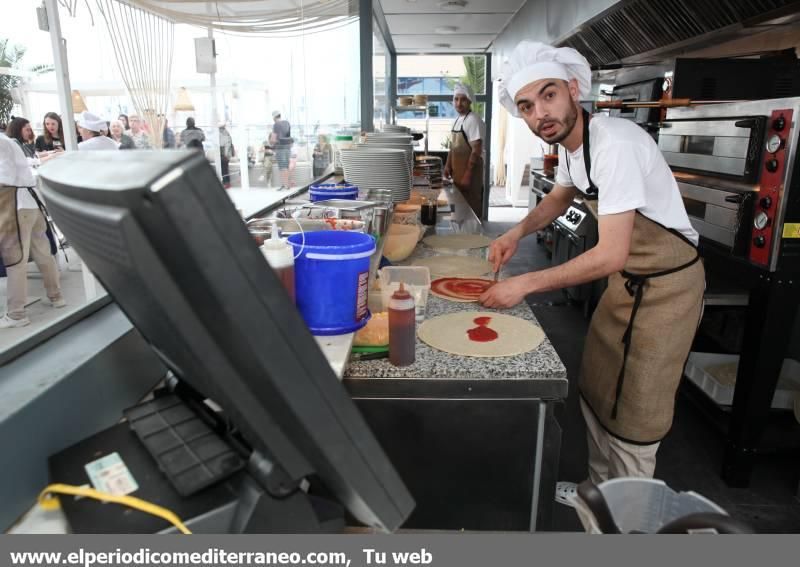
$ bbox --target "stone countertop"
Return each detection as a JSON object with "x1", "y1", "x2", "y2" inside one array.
[{"x1": 343, "y1": 187, "x2": 568, "y2": 400}]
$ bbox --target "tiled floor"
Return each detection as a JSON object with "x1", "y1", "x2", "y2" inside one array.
[
  {"x1": 484, "y1": 217, "x2": 800, "y2": 533},
  {"x1": 0, "y1": 249, "x2": 103, "y2": 353}
]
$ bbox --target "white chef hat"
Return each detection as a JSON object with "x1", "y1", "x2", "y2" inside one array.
[
  {"x1": 497, "y1": 41, "x2": 591, "y2": 117},
  {"x1": 453, "y1": 82, "x2": 474, "y2": 102},
  {"x1": 272, "y1": 110, "x2": 281, "y2": 119},
  {"x1": 77, "y1": 111, "x2": 107, "y2": 133}
]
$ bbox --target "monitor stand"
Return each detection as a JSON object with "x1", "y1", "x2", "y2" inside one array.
[{"x1": 48, "y1": 414, "x2": 344, "y2": 533}]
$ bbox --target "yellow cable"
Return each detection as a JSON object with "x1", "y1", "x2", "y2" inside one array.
[{"x1": 38, "y1": 483, "x2": 192, "y2": 534}]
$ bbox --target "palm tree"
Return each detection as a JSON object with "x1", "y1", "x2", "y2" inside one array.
[
  {"x1": 443, "y1": 56, "x2": 486, "y2": 116},
  {"x1": 0, "y1": 39, "x2": 25, "y2": 126},
  {"x1": 0, "y1": 38, "x2": 53, "y2": 125},
  {"x1": 460, "y1": 56, "x2": 485, "y2": 116}
]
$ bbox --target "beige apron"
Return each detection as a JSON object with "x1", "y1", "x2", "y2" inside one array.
[
  {"x1": 0, "y1": 185, "x2": 23, "y2": 267},
  {"x1": 450, "y1": 113, "x2": 484, "y2": 217},
  {"x1": 570, "y1": 110, "x2": 706, "y2": 444}
]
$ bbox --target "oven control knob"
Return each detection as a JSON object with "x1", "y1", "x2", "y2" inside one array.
[
  {"x1": 754, "y1": 211, "x2": 770, "y2": 230},
  {"x1": 760, "y1": 197, "x2": 773, "y2": 210},
  {"x1": 573, "y1": 213, "x2": 582, "y2": 223},
  {"x1": 773, "y1": 116, "x2": 786, "y2": 132},
  {"x1": 753, "y1": 235, "x2": 766, "y2": 248},
  {"x1": 765, "y1": 158, "x2": 779, "y2": 173}
]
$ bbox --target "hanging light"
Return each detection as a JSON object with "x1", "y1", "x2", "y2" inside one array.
[
  {"x1": 71, "y1": 90, "x2": 88, "y2": 113},
  {"x1": 174, "y1": 87, "x2": 195, "y2": 111}
]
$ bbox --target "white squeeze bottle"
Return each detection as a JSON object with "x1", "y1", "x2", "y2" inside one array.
[{"x1": 261, "y1": 224, "x2": 296, "y2": 303}]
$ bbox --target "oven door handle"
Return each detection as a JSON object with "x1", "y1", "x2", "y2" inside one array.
[
  {"x1": 724, "y1": 194, "x2": 745, "y2": 204},
  {"x1": 734, "y1": 119, "x2": 758, "y2": 129}
]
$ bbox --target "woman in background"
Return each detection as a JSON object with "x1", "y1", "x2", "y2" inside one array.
[
  {"x1": 110, "y1": 120, "x2": 135, "y2": 149},
  {"x1": 6, "y1": 117, "x2": 36, "y2": 158},
  {"x1": 34, "y1": 112, "x2": 65, "y2": 154},
  {"x1": 312, "y1": 134, "x2": 332, "y2": 178},
  {"x1": 118, "y1": 114, "x2": 130, "y2": 132}
]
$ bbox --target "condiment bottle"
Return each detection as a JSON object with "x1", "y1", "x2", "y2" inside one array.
[
  {"x1": 420, "y1": 197, "x2": 437, "y2": 226},
  {"x1": 261, "y1": 224, "x2": 296, "y2": 303},
  {"x1": 389, "y1": 282, "x2": 416, "y2": 366}
]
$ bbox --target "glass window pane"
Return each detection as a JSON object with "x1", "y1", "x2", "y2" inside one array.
[{"x1": 397, "y1": 55, "x2": 486, "y2": 95}]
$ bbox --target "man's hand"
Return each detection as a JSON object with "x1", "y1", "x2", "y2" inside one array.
[
  {"x1": 460, "y1": 173, "x2": 471, "y2": 188},
  {"x1": 443, "y1": 164, "x2": 452, "y2": 179},
  {"x1": 479, "y1": 276, "x2": 529, "y2": 309},
  {"x1": 487, "y1": 229, "x2": 521, "y2": 273}
]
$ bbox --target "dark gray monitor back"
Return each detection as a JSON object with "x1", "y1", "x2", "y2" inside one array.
[{"x1": 37, "y1": 150, "x2": 414, "y2": 532}]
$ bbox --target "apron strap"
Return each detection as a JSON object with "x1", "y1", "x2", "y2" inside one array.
[
  {"x1": 565, "y1": 108, "x2": 599, "y2": 199},
  {"x1": 452, "y1": 112, "x2": 472, "y2": 147},
  {"x1": 611, "y1": 252, "x2": 701, "y2": 419},
  {"x1": 26, "y1": 187, "x2": 65, "y2": 259}
]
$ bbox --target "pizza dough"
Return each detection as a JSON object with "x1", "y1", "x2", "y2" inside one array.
[
  {"x1": 412, "y1": 255, "x2": 493, "y2": 278},
  {"x1": 418, "y1": 311, "x2": 545, "y2": 358},
  {"x1": 430, "y1": 277, "x2": 494, "y2": 302},
  {"x1": 423, "y1": 233, "x2": 493, "y2": 250}
]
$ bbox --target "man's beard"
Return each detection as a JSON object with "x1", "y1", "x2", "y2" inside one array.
[{"x1": 533, "y1": 103, "x2": 578, "y2": 144}]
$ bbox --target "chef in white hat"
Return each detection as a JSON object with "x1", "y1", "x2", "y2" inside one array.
[
  {"x1": 480, "y1": 41, "x2": 705, "y2": 492},
  {"x1": 77, "y1": 112, "x2": 119, "y2": 151},
  {"x1": 443, "y1": 82, "x2": 485, "y2": 217}
]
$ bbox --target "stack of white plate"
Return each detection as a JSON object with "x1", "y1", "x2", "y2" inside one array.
[
  {"x1": 382, "y1": 125, "x2": 410, "y2": 134},
  {"x1": 340, "y1": 147, "x2": 411, "y2": 203},
  {"x1": 363, "y1": 133, "x2": 414, "y2": 175},
  {"x1": 293, "y1": 161, "x2": 313, "y2": 188}
]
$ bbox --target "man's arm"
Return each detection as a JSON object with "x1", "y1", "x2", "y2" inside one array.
[
  {"x1": 487, "y1": 183, "x2": 578, "y2": 272},
  {"x1": 512, "y1": 184, "x2": 578, "y2": 239},
  {"x1": 459, "y1": 139, "x2": 483, "y2": 186},
  {"x1": 481, "y1": 210, "x2": 635, "y2": 308}
]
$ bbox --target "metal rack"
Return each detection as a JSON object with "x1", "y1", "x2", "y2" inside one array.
[{"x1": 392, "y1": 104, "x2": 429, "y2": 154}]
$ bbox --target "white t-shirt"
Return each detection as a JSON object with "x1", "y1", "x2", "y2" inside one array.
[
  {"x1": 0, "y1": 134, "x2": 38, "y2": 210},
  {"x1": 556, "y1": 115, "x2": 698, "y2": 245},
  {"x1": 79, "y1": 135, "x2": 120, "y2": 151},
  {"x1": 452, "y1": 112, "x2": 486, "y2": 160}
]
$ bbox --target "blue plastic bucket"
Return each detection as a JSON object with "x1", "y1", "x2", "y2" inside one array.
[
  {"x1": 287, "y1": 231, "x2": 375, "y2": 335},
  {"x1": 309, "y1": 183, "x2": 359, "y2": 202}
]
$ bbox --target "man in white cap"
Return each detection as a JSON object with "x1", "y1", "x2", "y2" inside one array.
[
  {"x1": 270, "y1": 111, "x2": 293, "y2": 190},
  {"x1": 443, "y1": 83, "x2": 485, "y2": 217},
  {"x1": 481, "y1": 41, "x2": 705, "y2": 492},
  {"x1": 77, "y1": 112, "x2": 118, "y2": 151}
]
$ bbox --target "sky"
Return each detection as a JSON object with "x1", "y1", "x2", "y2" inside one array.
[{"x1": 2, "y1": 1, "x2": 362, "y2": 135}]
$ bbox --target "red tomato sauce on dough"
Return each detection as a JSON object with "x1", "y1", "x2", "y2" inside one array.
[{"x1": 467, "y1": 316, "x2": 498, "y2": 342}]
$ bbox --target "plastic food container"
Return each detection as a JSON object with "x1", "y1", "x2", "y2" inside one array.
[
  {"x1": 379, "y1": 266, "x2": 431, "y2": 323},
  {"x1": 575, "y1": 478, "x2": 727, "y2": 534},
  {"x1": 684, "y1": 352, "x2": 800, "y2": 409},
  {"x1": 287, "y1": 231, "x2": 376, "y2": 335},
  {"x1": 309, "y1": 182, "x2": 359, "y2": 202}
]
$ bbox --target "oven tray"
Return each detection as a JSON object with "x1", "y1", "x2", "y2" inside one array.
[{"x1": 684, "y1": 352, "x2": 800, "y2": 409}]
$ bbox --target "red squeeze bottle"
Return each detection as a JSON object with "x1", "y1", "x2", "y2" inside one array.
[{"x1": 389, "y1": 282, "x2": 416, "y2": 366}]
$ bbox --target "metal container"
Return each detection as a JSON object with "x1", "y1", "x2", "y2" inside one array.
[
  {"x1": 302, "y1": 199, "x2": 376, "y2": 211},
  {"x1": 372, "y1": 206, "x2": 389, "y2": 237}
]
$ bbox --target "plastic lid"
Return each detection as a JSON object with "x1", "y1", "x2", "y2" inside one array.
[
  {"x1": 391, "y1": 282, "x2": 412, "y2": 301},
  {"x1": 262, "y1": 224, "x2": 294, "y2": 269}
]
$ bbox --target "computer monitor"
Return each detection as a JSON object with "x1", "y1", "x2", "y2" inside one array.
[{"x1": 38, "y1": 150, "x2": 414, "y2": 532}]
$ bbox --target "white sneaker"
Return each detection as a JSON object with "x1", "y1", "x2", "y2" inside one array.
[
  {"x1": 48, "y1": 297, "x2": 67, "y2": 308},
  {"x1": 0, "y1": 314, "x2": 31, "y2": 328}
]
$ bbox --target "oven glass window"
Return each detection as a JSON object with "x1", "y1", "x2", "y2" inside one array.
[
  {"x1": 682, "y1": 197, "x2": 707, "y2": 219},
  {"x1": 684, "y1": 135, "x2": 715, "y2": 155}
]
